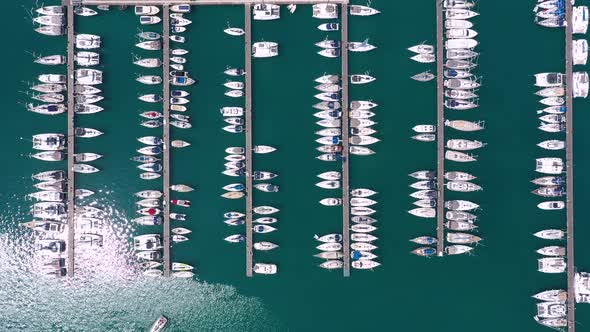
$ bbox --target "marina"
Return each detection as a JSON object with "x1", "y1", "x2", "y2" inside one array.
[{"x1": 8, "y1": 0, "x2": 590, "y2": 330}]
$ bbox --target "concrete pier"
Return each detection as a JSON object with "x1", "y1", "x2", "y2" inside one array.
[
  {"x1": 162, "y1": 5, "x2": 171, "y2": 277},
  {"x1": 66, "y1": 4, "x2": 76, "y2": 277},
  {"x1": 435, "y1": 0, "x2": 445, "y2": 256},
  {"x1": 564, "y1": 1, "x2": 575, "y2": 331},
  {"x1": 244, "y1": 4, "x2": 254, "y2": 277},
  {"x1": 340, "y1": 4, "x2": 350, "y2": 277}
]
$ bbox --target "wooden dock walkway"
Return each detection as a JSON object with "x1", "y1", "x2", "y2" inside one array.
[
  {"x1": 244, "y1": 4, "x2": 254, "y2": 277},
  {"x1": 340, "y1": 3, "x2": 350, "y2": 277},
  {"x1": 435, "y1": 0, "x2": 445, "y2": 256},
  {"x1": 82, "y1": 0, "x2": 348, "y2": 5},
  {"x1": 564, "y1": 1, "x2": 575, "y2": 330},
  {"x1": 162, "y1": 5, "x2": 171, "y2": 277},
  {"x1": 66, "y1": 4, "x2": 76, "y2": 277}
]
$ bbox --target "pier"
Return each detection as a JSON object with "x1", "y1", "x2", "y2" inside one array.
[
  {"x1": 66, "y1": 4, "x2": 76, "y2": 277},
  {"x1": 435, "y1": 0, "x2": 445, "y2": 256},
  {"x1": 162, "y1": 5, "x2": 171, "y2": 277},
  {"x1": 564, "y1": 1, "x2": 575, "y2": 330},
  {"x1": 244, "y1": 4, "x2": 254, "y2": 277},
  {"x1": 340, "y1": 3, "x2": 350, "y2": 277},
  {"x1": 82, "y1": 0, "x2": 348, "y2": 5}
]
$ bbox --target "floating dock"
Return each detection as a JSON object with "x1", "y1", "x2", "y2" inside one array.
[
  {"x1": 162, "y1": 5, "x2": 171, "y2": 277},
  {"x1": 564, "y1": 1, "x2": 575, "y2": 330},
  {"x1": 435, "y1": 0, "x2": 445, "y2": 256},
  {"x1": 340, "y1": 3, "x2": 350, "y2": 277},
  {"x1": 244, "y1": 4, "x2": 254, "y2": 277},
  {"x1": 66, "y1": 4, "x2": 76, "y2": 277},
  {"x1": 82, "y1": 0, "x2": 348, "y2": 5}
]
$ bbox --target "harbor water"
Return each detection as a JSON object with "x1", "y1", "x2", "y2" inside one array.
[{"x1": 3, "y1": 0, "x2": 590, "y2": 330}]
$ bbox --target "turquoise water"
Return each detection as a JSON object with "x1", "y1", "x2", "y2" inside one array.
[{"x1": 3, "y1": 0, "x2": 590, "y2": 331}]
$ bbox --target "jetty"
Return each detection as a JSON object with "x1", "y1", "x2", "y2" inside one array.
[
  {"x1": 340, "y1": 3, "x2": 350, "y2": 277},
  {"x1": 564, "y1": 1, "x2": 575, "y2": 331},
  {"x1": 435, "y1": 0, "x2": 445, "y2": 256},
  {"x1": 244, "y1": 4, "x2": 254, "y2": 277},
  {"x1": 162, "y1": 5, "x2": 171, "y2": 277},
  {"x1": 66, "y1": 4, "x2": 76, "y2": 277}
]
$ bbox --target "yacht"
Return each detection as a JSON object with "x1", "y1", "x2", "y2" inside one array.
[
  {"x1": 35, "y1": 26, "x2": 64, "y2": 36},
  {"x1": 171, "y1": 4, "x2": 191, "y2": 13},
  {"x1": 31, "y1": 83, "x2": 66, "y2": 93},
  {"x1": 445, "y1": 150, "x2": 476, "y2": 162},
  {"x1": 445, "y1": 119, "x2": 484, "y2": 131},
  {"x1": 445, "y1": 200, "x2": 479, "y2": 211},
  {"x1": 74, "y1": 7, "x2": 98, "y2": 16},
  {"x1": 445, "y1": 221, "x2": 477, "y2": 231},
  {"x1": 413, "y1": 199, "x2": 436, "y2": 208},
  {"x1": 411, "y1": 71, "x2": 435, "y2": 82},
  {"x1": 446, "y1": 181, "x2": 482, "y2": 192},
  {"x1": 411, "y1": 247, "x2": 437, "y2": 257},
  {"x1": 38, "y1": 74, "x2": 66, "y2": 84},
  {"x1": 410, "y1": 236, "x2": 437, "y2": 245},
  {"x1": 315, "y1": 75, "x2": 340, "y2": 84},
  {"x1": 444, "y1": 78, "x2": 480, "y2": 90},
  {"x1": 134, "y1": 5, "x2": 160, "y2": 15},
  {"x1": 32, "y1": 133, "x2": 65, "y2": 151},
  {"x1": 445, "y1": 9, "x2": 479, "y2": 20},
  {"x1": 317, "y1": 242, "x2": 342, "y2": 251},
  {"x1": 531, "y1": 176, "x2": 564, "y2": 186},
  {"x1": 410, "y1": 180, "x2": 435, "y2": 190},
  {"x1": 535, "y1": 72, "x2": 565, "y2": 87},
  {"x1": 537, "y1": 246, "x2": 566, "y2": 257},
  {"x1": 35, "y1": 55, "x2": 65, "y2": 66},
  {"x1": 446, "y1": 232, "x2": 482, "y2": 244},
  {"x1": 75, "y1": 85, "x2": 101, "y2": 95},
  {"x1": 445, "y1": 38, "x2": 478, "y2": 49},
  {"x1": 445, "y1": 245, "x2": 474, "y2": 255},
  {"x1": 352, "y1": 260, "x2": 380, "y2": 269},
  {"x1": 28, "y1": 104, "x2": 65, "y2": 116},
  {"x1": 411, "y1": 53, "x2": 435, "y2": 63},
  {"x1": 351, "y1": 233, "x2": 377, "y2": 242},
  {"x1": 318, "y1": 171, "x2": 341, "y2": 180},
  {"x1": 316, "y1": 180, "x2": 340, "y2": 189},
  {"x1": 573, "y1": 39, "x2": 588, "y2": 65},
  {"x1": 446, "y1": 211, "x2": 476, "y2": 221},
  {"x1": 534, "y1": 229, "x2": 565, "y2": 240},
  {"x1": 532, "y1": 186, "x2": 565, "y2": 197},
  {"x1": 539, "y1": 114, "x2": 565, "y2": 124},
  {"x1": 573, "y1": 5, "x2": 589, "y2": 34},
  {"x1": 312, "y1": 4, "x2": 339, "y2": 19},
  {"x1": 536, "y1": 158, "x2": 563, "y2": 174},
  {"x1": 75, "y1": 51, "x2": 100, "y2": 66},
  {"x1": 408, "y1": 44, "x2": 434, "y2": 54},
  {"x1": 33, "y1": 15, "x2": 65, "y2": 26},
  {"x1": 444, "y1": 171, "x2": 476, "y2": 181},
  {"x1": 350, "y1": 5, "x2": 380, "y2": 16},
  {"x1": 75, "y1": 34, "x2": 101, "y2": 49},
  {"x1": 532, "y1": 290, "x2": 567, "y2": 303},
  {"x1": 538, "y1": 257, "x2": 567, "y2": 273},
  {"x1": 36, "y1": 6, "x2": 65, "y2": 16},
  {"x1": 351, "y1": 198, "x2": 377, "y2": 207},
  {"x1": 134, "y1": 58, "x2": 161, "y2": 68},
  {"x1": 350, "y1": 146, "x2": 376, "y2": 155},
  {"x1": 573, "y1": 71, "x2": 589, "y2": 98},
  {"x1": 253, "y1": 206, "x2": 279, "y2": 215},
  {"x1": 253, "y1": 4, "x2": 280, "y2": 20},
  {"x1": 446, "y1": 139, "x2": 484, "y2": 151},
  {"x1": 349, "y1": 135, "x2": 380, "y2": 146},
  {"x1": 352, "y1": 216, "x2": 377, "y2": 224},
  {"x1": 409, "y1": 170, "x2": 436, "y2": 180},
  {"x1": 408, "y1": 208, "x2": 436, "y2": 218},
  {"x1": 446, "y1": 49, "x2": 478, "y2": 60},
  {"x1": 75, "y1": 69, "x2": 103, "y2": 85},
  {"x1": 351, "y1": 188, "x2": 377, "y2": 198},
  {"x1": 446, "y1": 28, "x2": 478, "y2": 39},
  {"x1": 253, "y1": 145, "x2": 276, "y2": 154},
  {"x1": 252, "y1": 42, "x2": 279, "y2": 58}
]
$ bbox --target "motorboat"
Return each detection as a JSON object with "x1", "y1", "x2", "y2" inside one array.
[
  {"x1": 134, "y1": 234, "x2": 162, "y2": 250},
  {"x1": 407, "y1": 44, "x2": 434, "y2": 54},
  {"x1": 252, "y1": 171, "x2": 276, "y2": 180},
  {"x1": 445, "y1": 38, "x2": 478, "y2": 49},
  {"x1": 253, "y1": 217, "x2": 277, "y2": 224},
  {"x1": 312, "y1": 4, "x2": 338, "y2": 19},
  {"x1": 254, "y1": 184, "x2": 279, "y2": 192},
  {"x1": 320, "y1": 198, "x2": 342, "y2": 206},
  {"x1": 224, "y1": 67, "x2": 245, "y2": 76},
  {"x1": 352, "y1": 207, "x2": 376, "y2": 216},
  {"x1": 445, "y1": 99, "x2": 478, "y2": 110},
  {"x1": 446, "y1": 28, "x2": 478, "y2": 39},
  {"x1": 534, "y1": 229, "x2": 565, "y2": 240},
  {"x1": 75, "y1": 69, "x2": 103, "y2": 85},
  {"x1": 411, "y1": 247, "x2": 437, "y2": 257},
  {"x1": 171, "y1": 4, "x2": 191, "y2": 13},
  {"x1": 445, "y1": 200, "x2": 479, "y2": 211},
  {"x1": 254, "y1": 206, "x2": 279, "y2": 215},
  {"x1": 75, "y1": 34, "x2": 101, "y2": 49},
  {"x1": 314, "y1": 234, "x2": 343, "y2": 243},
  {"x1": 136, "y1": 199, "x2": 160, "y2": 208},
  {"x1": 253, "y1": 263, "x2": 277, "y2": 275},
  {"x1": 316, "y1": 180, "x2": 340, "y2": 189},
  {"x1": 535, "y1": 72, "x2": 565, "y2": 87},
  {"x1": 170, "y1": 213, "x2": 186, "y2": 221},
  {"x1": 351, "y1": 198, "x2": 377, "y2": 207},
  {"x1": 138, "y1": 31, "x2": 160, "y2": 40},
  {"x1": 538, "y1": 201, "x2": 565, "y2": 210},
  {"x1": 538, "y1": 257, "x2": 566, "y2": 273},
  {"x1": 351, "y1": 242, "x2": 378, "y2": 251},
  {"x1": 444, "y1": 69, "x2": 473, "y2": 79},
  {"x1": 413, "y1": 125, "x2": 436, "y2": 133},
  {"x1": 413, "y1": 133, "x2": 435, "y2": 142},
  {"x1": 350, "y1": 5, "x2": 380, "y2": 16},
  {"x1": 316, "y1": 40, "x2": 341, "y2": 49},
  {"x1": 220, "y1": 107, "x2": 244, "y2": 117},
  {"x1": 253, "y1": 4, "x2": 280, "y2": 20},
  {"x1": 32, "y1": 133, "x2": 66, "y2": 151},
  {"x1": 134, "y1": 5, "x2": 159, "y2": 15},
  {"x1": 446, "y1": 19, "x2": 474, "y2": 29},
  {"x1": 172, "y1": 227, "x2": 191, "y2": 235},
  {"x1": 351, "y1": 225, "x2": 377, "y2": 233},
  {"x1": 445, "y1": 119, "x2": 484, "y2": 131},
  {"x1": 532, "y1": 186, "x2": 565, "y2": 197},
  {"x1": 140, "y1": 16, "x2": 161, "y2": 25},
  {"x1": 135, "y1": 190, "x2": 163, "y2": 199},
  {"x1": 136, "y1": 250, "x2": 162, "y2": 261},
  {"x1": 350, "y1": 146, "x2": 375, "y2": 155},
  {"x1": 446, "y1": 210, "x2": 476, "y2": 221},
  {"x1": 537, "y1": 246, "x2": 566, "y2": 257},
  {"x1": 445, "y1": 150, "x2": 476, "y2": 162},
  {"x1": 315, "y1": 75, "x2": 340, "y2": 84},
  {"x1": 252, "y1": 42, "x2": 279, "y2": 58},
  {"x1": 446, "y1": 49, "x2": 478, "y2": 60},
  {"x1": 411, "y1": 71, "x2": 435, "y2": 82},
  {"x1": 171, "y1": 199, "x2": 191, "y2": 207},
  {"x1": 446, "y1": 232, "x2": 482, "y2": 244},
  {"x1": 408, "y1": 207, "x2": 435, "y2": 218},
  {"x1": 348, "y1": 40, "x2": 377, "y2": 52},
  {"x1": 318, "y1": 23, "x2": 339, "y2": 31}
]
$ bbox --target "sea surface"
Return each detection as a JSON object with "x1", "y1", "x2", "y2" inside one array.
[{"x1": 3, "y1": 0, "x2": 590, "y2": 331}]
